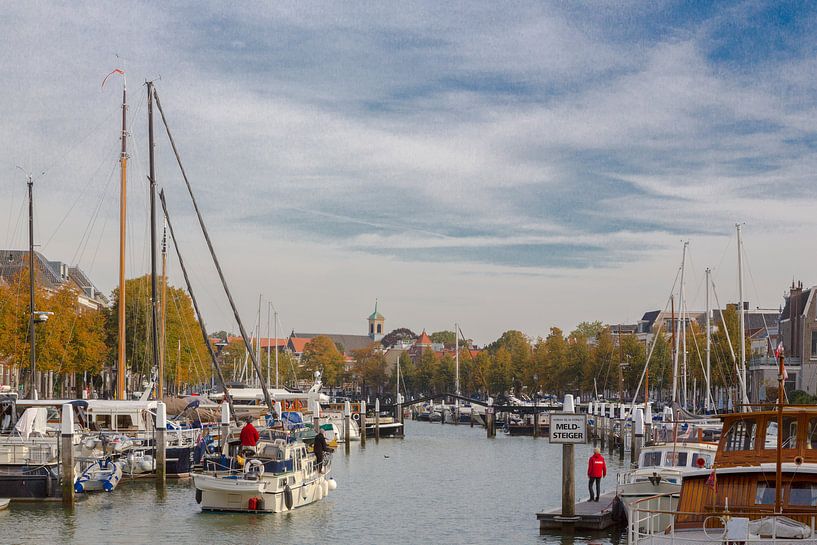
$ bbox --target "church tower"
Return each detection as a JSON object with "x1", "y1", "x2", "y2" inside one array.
[{"x1": 368, "y1": 300, "x2": 385, "y2": 341}]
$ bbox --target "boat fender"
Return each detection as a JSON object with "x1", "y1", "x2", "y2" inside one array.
[
  {"x1": 74, "y1": 481, "x2": 84, "y2": 494},
  {"x1": 317, "y1": 483, "x2": 323, "y2": 500},
  {"x1": 248, "y1": 497, "x2": 257, "y2": 510},
  {"x1": 195, "y1": 489, "x2": 202, "y2": 504},
  {"x1": 256, "y1": 497, "x2": 265, "y2": 511},
  {"x1": 284, "y1": 485, "x2": 293, "y2": 510},
  {"x1": 328, "y1": 478, "x2": 337, "y2": 491},
  {"x1": 323, "y1": 480, "x2": 329, "y2": 496},
  {"x1": 103, "y1": 479, "x2": 115, "y2": 492}
]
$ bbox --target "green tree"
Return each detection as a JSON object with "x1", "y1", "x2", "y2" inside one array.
[
  {"x1": 415, "y1": 349, "x2": 436, "y2": 394},
  {"x1": 433, "y1": 353, "x2": 455, "y2": 393},
  {"x1": 381, "y1": 328, "x2": 417, "y2": 348},
  {"x1": 572, "y1": 321, "x2": 605, "y2": 339},
  {"x1": 489, "y1": 347, "x2": 512, "y2": 395},
  {"x1": 430, "y1": 330, "x2": 456, "y2": 347}
]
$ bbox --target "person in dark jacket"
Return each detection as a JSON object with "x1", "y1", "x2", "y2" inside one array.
[
  {"x1": 587, "y1": 447, "x2": 607, "y2": 501},
  {"x1": 313, "y1": 429, "x2": 329, "y2": 473}
]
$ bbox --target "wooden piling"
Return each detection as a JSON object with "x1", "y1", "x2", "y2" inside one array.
[
  {"x1": 533, "y1": 409, "x2": 539, "y2": 439},
  {"x1": 560, "y1": 395, "x2": 576, "y2": 521},
  {"x1": 156, "y1": 401, "x2": 167, "y2": 485},
  {"x1": 220, "y1": 402, "x2": 231, "y2": 456},
  {"x1": 61, "y1": 404, "x2": 74, "y2": 507},
  {"x1": 344, "y1": 401, "x2": 351, "y2": 455},
  {"x1": 486, "y1": 405, "x2": 496, "y2": 438},
  {"x1": 374, "y1": 399, "x2": 380, "y2": 442},
  {"x1": 359, "y1": 401, "x2": 366, "y2": 447}
]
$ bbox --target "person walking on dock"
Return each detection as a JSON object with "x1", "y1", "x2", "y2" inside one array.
[{"x1": 587, "y1": 447, "x2": 606, "y2": 502}]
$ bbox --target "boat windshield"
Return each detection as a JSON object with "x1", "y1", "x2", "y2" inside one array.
[
  {"x1": 724, "y1": 418, "x2": 757, "y2": 452},
  {"x1": 641, "y1": 451, "x2": 662, "y2": 467},
  {"x1": 764, "y1": 417, "x2": 797, "y2": 449},
  {"x1": 807, "y1": 418, "x2": 817, "y2": 449},
  {"x1": 663, "y1": 451, "x2": 688, "y2": 467}
]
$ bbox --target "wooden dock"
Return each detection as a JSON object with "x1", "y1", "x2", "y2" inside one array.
[{"x1": 537, "y1": 491, "x2": 622, "y2": 532}]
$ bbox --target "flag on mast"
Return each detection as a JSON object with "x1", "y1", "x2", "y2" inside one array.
[{"x1": 776, "y1": 342, "x2": 788, "y2": 379}]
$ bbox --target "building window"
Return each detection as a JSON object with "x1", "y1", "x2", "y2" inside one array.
[
  {"x1": 370, "y1": 323, "x2": 374, "y2": 335},
  {"x1": 812, "y1": 331, "x2": 817, "y2": 358},
  {"x1": 377, "y1": 324, "x2": 382, "y2": 334}
]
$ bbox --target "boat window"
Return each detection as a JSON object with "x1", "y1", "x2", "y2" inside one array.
[
  {"x1": 807, "y1": 419, "x2": 817, "y2": 449},
  {"x1": 641, "y1": 452, "x2": 662, "y2": 467},
  {"x1": 691, "y1": 453, "x2": 711, "y2": 468},
  {"x1": 664, "y1": 452, "x2": 688, "y2": 467},
  {"x1": 789, "y1": 483, "x2": 817, "y2": 506},
  {"x1": 724, "y1": 418, "x2": 757, "y2": 451},
  {"x1": 95, "y1": 415, "x2": 111, "y2": 429},
  {"x1": 765, "y1": 417, "x2": 797, "y2": 449},
  {"x1": 755, "y1": 482, "x2": 776, "y2": 505},
  {"x1": 116, "y1": 415, "x2": 134, "y2": 430}
]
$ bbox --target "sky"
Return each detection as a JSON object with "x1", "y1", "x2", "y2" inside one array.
[{"x1": 1, "y1": 1, "x2": 816, "y2": 345}]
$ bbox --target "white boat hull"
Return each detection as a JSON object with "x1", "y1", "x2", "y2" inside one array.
[{"x1": 193, "y1": 472, "x2": 330, "y2": 513}]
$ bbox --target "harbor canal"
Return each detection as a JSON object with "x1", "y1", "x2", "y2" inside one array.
[{"x1": 0, "y1": 420, "x2": 626, "y2": 545}]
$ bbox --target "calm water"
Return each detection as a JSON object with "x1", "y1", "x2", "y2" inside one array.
[{"x1": 0, "y1": 421, "x2": 627, "y2": 545}]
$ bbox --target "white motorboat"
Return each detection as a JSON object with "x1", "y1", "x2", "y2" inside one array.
[
  {"x1": 0, "y1": 498, "x2": 9, "y2": 510},
  {"x1": 616, "y1": 441, "x2": 718, "y2": 520},
  {"x1": 193, "y1": 437, "x2": 332, "y2": 513},
  {"x1": 75, "y1": 458, "x2": 124, "y2": 493}
]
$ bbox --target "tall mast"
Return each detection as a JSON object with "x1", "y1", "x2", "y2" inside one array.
[
  {"x1": 274, "y1": 309, "x2": 279, "y2": 388},
  {"x1": 671, "y1": 242, "x2": 688, "y2": 405},
  {"x1": 159, "y1": 220, "x2": 168, "y2": 397},
  {"x1": 147, "y1": 81, "x2": 160, "y2": 401},
  {"x1": 117, "y1": 83, "x2": 128, "y2": 400},
  {"x1": 27, "y1": 173, "x2": 36, "y2": 398},
  {"x1": 737, "y1": 224, "x2": 747, "y2": 406},
  {"x1": 455, "y1": 322, "x2": 460, "y2": 397},
  {"x1": 256, "y1": 295, "x2": 262, "y2": 388},
  {"x1": 682, "y1": 296, "x2": 688, "y2": 408},
  {"x1": 266, "y1": 301, "x2": 271, "y2": 388},
  {"x1": 705, "y1": 267, "x2": 712, "y2": 412}
]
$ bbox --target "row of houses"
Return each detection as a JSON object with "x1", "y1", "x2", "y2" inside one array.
[{"x1": 605, "y1": 281, "x2": 817, "y2": 401}]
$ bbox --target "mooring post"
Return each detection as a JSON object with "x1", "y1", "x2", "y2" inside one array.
[
  {"x1": 156, "y1": 401, "x2": 167, "y2": 484},
  {"x1": 220, "y1": 402, "x2": 231, "y2": 455},
  {"x1": 633, "y1": 407, "x2": 644, "y2": 466},
  {"x1": 486, "y1": 400, "x2": 495, "y2": 438},
  {"x1": 344, "y1": 401, "x2": 351, "y2": 455},
  {"x1": 618, "y1": 404, "x2": 625, "y2": 459},
  {"x1": 313, "y1": 399, "x2": 321, "y2": 432},
  {"x1": 61, "y1": 403, "x2": 74, "y2": 506},
  {"x1": 533, "y1": 406, "x2": 539, "y2": 439},
  {"x1": 359, "y1": 400, "x2": 366, "y2": 447},
  {"x1": 374, "y1": 398, "x2": 380, "y2": 442},
  {"x1": 397, "y1": 393, "x2": 405, "y2": 436},
  {"x1": 598, "y1": 402, "x2": 606, "y2": 449},
  {"x1": 561, "y1": 394, "x2": 576, "y2": 519},
  {"x1": 644, "y1": 403, "x2": 652, "y2": 445}
]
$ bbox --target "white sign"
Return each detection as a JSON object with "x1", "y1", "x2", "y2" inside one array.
[{"x1": 549, "y1": 413, "x2": 587, "y2": 444}]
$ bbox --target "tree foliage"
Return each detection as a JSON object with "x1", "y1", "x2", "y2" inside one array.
[{"x1": 380, "y1": 328, "x2": 417, "y2": 348}]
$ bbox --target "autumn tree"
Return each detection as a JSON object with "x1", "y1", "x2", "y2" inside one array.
[
  {"x1": 302, "y1": 335, "x2": 345, "y2": 386},
  {"x1": 430, "y1": 330, "x2": 456, "y2": 347},
  {"x1": 351, "y1": 343, "x2": 388, "y2": 395}
]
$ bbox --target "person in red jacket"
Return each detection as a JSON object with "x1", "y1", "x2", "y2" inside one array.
[
  {"x1": 587, "y1": 447, "x2": 607, "y2": 502},
  {"x1": 240, "y1": 418, "x2": 260, "y2": 450}
]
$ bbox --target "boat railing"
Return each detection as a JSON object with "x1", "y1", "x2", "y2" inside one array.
[
  {"x1": 630, "y1": 492, "x2": 817, "y2": 545},
  {"x1": 0, "y1": 441, "x2": 55, "y2": 465}
]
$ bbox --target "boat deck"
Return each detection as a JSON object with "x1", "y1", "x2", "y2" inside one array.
[{"x1": 537, "y1": 490, "x2": 621, "y2": 531}]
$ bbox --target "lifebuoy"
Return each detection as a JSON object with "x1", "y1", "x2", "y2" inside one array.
[
  {"x1": 352, "y1": 413, "x2": 360, "y2": 422},
  {"x1": 244, "y1": 458, "x2": 265, "y2": 478},
  {"x1": 284, "y1": 485, "x2": 294, "y2": 510}
]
